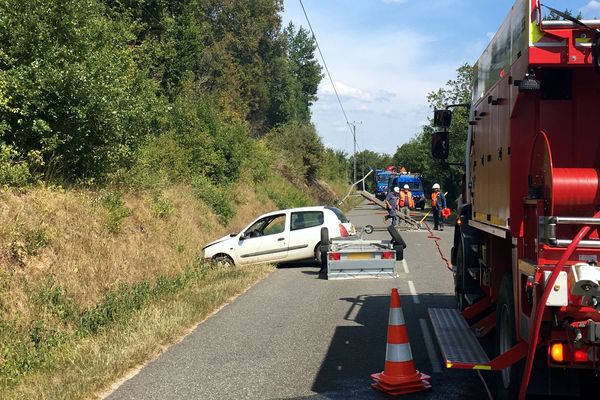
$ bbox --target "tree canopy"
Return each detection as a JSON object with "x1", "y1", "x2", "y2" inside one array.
[{"x1": 0, "y1": 0, "x2": 326, "y2": 186}]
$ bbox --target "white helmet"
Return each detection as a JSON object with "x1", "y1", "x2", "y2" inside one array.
[
  {"x1": 393, "y1": 187, "x2": 400, "y2": 193},
  {"x1": 403, "y1": 184, "x2": 410, "y2": 189},
  {"x1": 432, "y1": 183, "x2": 440, "y2": 189}
]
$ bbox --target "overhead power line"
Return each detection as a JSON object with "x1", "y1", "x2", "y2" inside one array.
[{"x1": 298, "y1": 0, "x2": 356, "y2": 143}]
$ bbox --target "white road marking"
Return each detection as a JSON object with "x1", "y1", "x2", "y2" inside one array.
[
  {"x1": 408, "y1": 281, "x2": 420, "y2": 304},
  {"x1": 419, "y1": 318, "x2": 442, "y2": 373},
  {"x1": 402, "y1": 259, "x2": 409, "y2": 274}
]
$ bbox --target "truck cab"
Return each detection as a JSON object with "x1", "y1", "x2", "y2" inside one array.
[
  {"x1": 374, "y1": 169, "x2": 393, "y2": 200},
  {"x1": 390, "y1": 174, "x2": 425, "y2": 210}
]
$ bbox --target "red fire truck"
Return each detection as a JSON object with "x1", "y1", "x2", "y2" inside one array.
[{"x1": 429, "y1": 1, "x2": 600, "y2": 398}]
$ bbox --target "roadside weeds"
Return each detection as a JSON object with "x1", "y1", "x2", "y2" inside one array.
[{"x1": 1, "y1": 263, "x2": 274, "y2": 400}]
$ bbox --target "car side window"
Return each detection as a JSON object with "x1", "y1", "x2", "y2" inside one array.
[
  {"x1": 291, "y1": 211, "x2": 323, "y2": 231},
  {"x1": 262, "y1": 214, "x2": 286, "y2": 236}
]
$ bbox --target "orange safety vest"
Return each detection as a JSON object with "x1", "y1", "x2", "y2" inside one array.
[
  {"x1": 400, "y1": 191, "x2": 414, "y2": 208},
  {"x1": 432, "y1": 192, "x2": 439, "y2": 207}
]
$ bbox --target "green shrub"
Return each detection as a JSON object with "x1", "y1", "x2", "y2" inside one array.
[
  {"x1": 151, "y1": 194, "x2": 174, "y2": 219},
  {"x1": 100, "y1": 190, "x2": 132, "y2": 233},
  {"x1": 257, "y1": 174, "x2": 311, "y2": 209},
  {"x1": 0, "y1": 144, "x2": 32, "y2": 187},
  {"x1": 190, "y1": 175, "x2": 234, "y2": 225}
]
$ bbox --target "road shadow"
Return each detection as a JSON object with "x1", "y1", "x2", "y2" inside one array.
[
  {"x1": 308, "y1": 293, "x2": 489, "y2": 400},
  {"x1": 277, "y1": 259, "x2": 320, "y2": 269}
]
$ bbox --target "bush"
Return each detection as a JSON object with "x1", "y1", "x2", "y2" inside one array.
[
  {"x1": 100, "y1": 190, "x2": 132, "y2": 233},
  {"x1": 0, "y1": 144, "x2": 33, "y2": 187},
  {"x1": 190, "y1": 175, "x2": 235, "y2": 225},
  {"x1": 256, "y1": 174, "x2": 311, "y2": 209}
]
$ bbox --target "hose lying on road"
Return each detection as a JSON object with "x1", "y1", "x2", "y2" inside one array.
[{"x1": 423, "y1": 221, "x2": 452, "y2": 272}]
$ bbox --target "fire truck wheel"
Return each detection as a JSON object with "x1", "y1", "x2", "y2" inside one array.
[{"x1": 495, "y1": 274, "x2": 521, "y2": 400}]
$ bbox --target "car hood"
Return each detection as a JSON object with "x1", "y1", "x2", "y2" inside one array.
[{"x1": 202, "y1": 234, "x2": 236, "y2": 250}]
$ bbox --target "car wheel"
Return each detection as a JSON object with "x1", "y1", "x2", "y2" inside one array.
[{"x1": 213, "y1": 255, "x2": 234, "y2": 268}]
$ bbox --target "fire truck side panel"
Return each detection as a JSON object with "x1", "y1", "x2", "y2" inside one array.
[
  {"x1": 472, "y1": 0, "x2": 527, "y2": 230},
  {"x1": 472, "y1": 97, "x2": 490, "y2": 223},
  {"x1": 509, "y1": 55, "x2": 536, "y2": 239},
  {"x1": 494, "y1": 78, "x2": 511, "y2": 228}
]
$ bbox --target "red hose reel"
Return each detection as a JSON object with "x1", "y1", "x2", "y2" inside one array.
[{"x1": 530, "y1": 131, "x2": 600, "y2": 216}]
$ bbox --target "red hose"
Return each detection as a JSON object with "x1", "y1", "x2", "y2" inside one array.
[
  {"x1": 424, "y1": 221, "x2": 453, "y2": 272},
  {"x1": 517, "y1": 210, "x2": 600, "y2": 400}
]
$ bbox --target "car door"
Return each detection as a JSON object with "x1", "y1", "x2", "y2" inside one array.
[
  {"x1": 288, "y1": 211, "x2": 324, "y2": 261},
  {"x1": 236, "y1": 213, "x2": 289, "y2": 264}
]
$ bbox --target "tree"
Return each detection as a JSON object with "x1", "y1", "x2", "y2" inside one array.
[
  {"x1": 266, "y1": 121, "x2": 325, "y2": 180},
  {"x1": 349, "y1": 150, "x2": 392, "y2": 190},
  {"x1": 284, "y1": 23, "x2": 323, "y2": 122},
  {"x1": 391, "y1": 64, "x2": 473, "y2": 205},
  {"x1": 544, "y1": 9, "x2": 583, "y2": 21},
  {"x1": 0, "y1": 0, "x2": 159, "y2": 182}
]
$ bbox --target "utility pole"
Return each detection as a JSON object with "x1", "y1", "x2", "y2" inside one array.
[
  {"x1": 349, "y1": 121, "x2": 362, "y2": 186},
  {"x1": 352, "y1": 123, "x2": 357, "y2": 184}
]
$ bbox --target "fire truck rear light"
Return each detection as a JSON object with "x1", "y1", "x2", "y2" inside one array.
[
  {"x1": 382, "y1": 251, "x2": 394, "y2": 260},
  {"x1": 550, "y1": 343, "x2": 564, "y2": 362},
  {"x1": 574, "y1": 349, "x2": 589, "y2": 362},
  {"x1": 329, "y1": 252, "x2": 341, "y2": 261},
  {"x1": 339, "y1": 224, "x2": 349, "y2": 237}
]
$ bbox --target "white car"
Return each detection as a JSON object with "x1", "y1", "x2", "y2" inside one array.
[{"x1": 202, "y1": 206, "x2": 356, "y2": 267}]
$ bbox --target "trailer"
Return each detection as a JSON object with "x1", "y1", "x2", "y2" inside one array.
[
  {"x1": 322, "y1": 225, "x2": 406, "y2": 280},
  {"x1": 428, "y1": 1, "x2": 600, "y2": 398}
]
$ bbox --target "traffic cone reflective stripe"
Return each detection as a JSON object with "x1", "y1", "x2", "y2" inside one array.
[
  {"x1": 388, "y1": 304, "x2": 404, "y2": 325},
  {"x1": 371, "y1": 288, "x2": 431, "y2": 395},
  {"x1": 386, "y1": 343, "x2": 413, "y2": 363}
]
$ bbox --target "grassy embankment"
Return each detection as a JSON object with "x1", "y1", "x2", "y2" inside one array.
[{"x1": 0, "y1": 176, "x2": 356, "y2": 400}]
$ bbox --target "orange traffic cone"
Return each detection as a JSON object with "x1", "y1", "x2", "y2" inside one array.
[{"x1": 371, "y1": 288, "x2": 431, "y2": 395}]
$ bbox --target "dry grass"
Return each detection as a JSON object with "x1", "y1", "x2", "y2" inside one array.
[
  {"x1": 0, "y1": 184, "x2": 275, "y2": 319},
  {"x1": 1, "y1": 263, "x2": 273, "y2": 400},
  {"x1": 0, "y1": 176, "x2": 348, "y2": 399}
]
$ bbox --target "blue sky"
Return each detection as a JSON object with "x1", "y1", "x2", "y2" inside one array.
[{"x1": 281, "y1": 0, "x2": 600, "y2": 156}]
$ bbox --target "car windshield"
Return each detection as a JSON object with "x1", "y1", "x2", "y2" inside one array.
[
  {"x1": 326, "y1": 207, "x2": 349, "y2": 223},
  {"x1": 246, "y1": 214, "x2": 286, "y2": 236}
]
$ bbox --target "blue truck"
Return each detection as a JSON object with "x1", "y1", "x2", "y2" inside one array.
[
  {"x1": 374, "y1": 169, "x2": 395, "y2": 200},
  {"x1": 388, "y1": 173, "x2": 426, "y2": 210}
]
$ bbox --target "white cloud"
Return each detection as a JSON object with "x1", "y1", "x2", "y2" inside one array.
[
  {"x1": 582, "y1": 1, "x2": 600, "y2": 17},
  {"x1": 320, "y1": 82, "x2": 375, "y2": 101},
  {"x1": 304, "y1": 26, "x2": 469, "y2": 154}
]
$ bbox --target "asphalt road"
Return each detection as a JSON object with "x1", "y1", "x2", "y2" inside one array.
[{"x1": 106, "y1": 199, "x2": 490, "y2": 400}]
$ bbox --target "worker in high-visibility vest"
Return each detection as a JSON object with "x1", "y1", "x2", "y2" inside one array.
[
  {"x1": 431, "y1": 183, "x2": 446, "y2": 230},
  {"x1": 399, "y1": 184, "x2": 414, "y2": 220}
]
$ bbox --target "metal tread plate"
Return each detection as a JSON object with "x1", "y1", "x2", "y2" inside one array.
[{"x1": 428, "y1": 308, "x2": 490, "y2": 366}]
